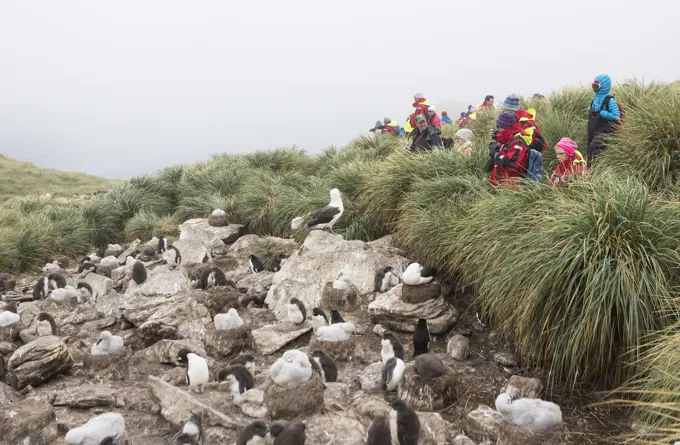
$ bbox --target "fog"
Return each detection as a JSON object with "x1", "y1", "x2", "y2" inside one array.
[{"x1": 0, "y1": 0, "x2": 678, "y2": 178}]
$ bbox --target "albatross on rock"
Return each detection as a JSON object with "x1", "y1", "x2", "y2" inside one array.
[{"x1": 304, "y1": 188, "x2": 344, "y2": 233}]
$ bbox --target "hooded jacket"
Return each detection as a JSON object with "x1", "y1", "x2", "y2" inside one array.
[
  {"x1": 589, "y1": 74, "x2": 621, "y2": 121},
  {"x1": 551, "y1": 150, "x2": 590, "y2": 185}
]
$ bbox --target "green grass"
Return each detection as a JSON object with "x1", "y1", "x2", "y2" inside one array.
[
  {"x1": 4, "y1": 79, "x2": 680, "y2": 423},
  {"x1": 0, "y1": 154, "x2": 114, "y2": 202}
]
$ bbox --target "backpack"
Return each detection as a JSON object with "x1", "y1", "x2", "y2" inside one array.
[
  {"x1": 596, "y1": 95, "x2": 624, "y2": 123},
  {"x1": 396, "y1": 126, "x2": 406, "y2": 138},
  {"x1": 526, "y1": 149, "x2": 544, "y2": 182}
]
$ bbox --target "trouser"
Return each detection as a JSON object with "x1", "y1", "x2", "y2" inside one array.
[{"x1": 586, "y1": 133, "x2": 606, "y2": 167}]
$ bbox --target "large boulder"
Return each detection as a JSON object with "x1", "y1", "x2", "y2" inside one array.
[
  {"x1": 496, "y1": 422, "x2": 566, "y2": 445},
  {"x1": 195, "y1": 286, "x2": 241, "y2": 317},
  {"x1": 251, "y1": 323, "x2": 312, "y2": 355},
  {"x1": 0, "y1": 399, "x2": 57, "y2": 444},
  {"x1": 205, "y1": 326, "x2": 253, "y2": 359},
  {"x1": 263, "y1": 373, "x2": 325, "y2": 420},
  {"x1": 81, "y1": 272, "x2": 115, "y2": 303},
  {"x1": 51, "y1": 384, "x2": 121, "y2": 409},
  {"x1": 319, "y1": 281, "x2": 360, "y2": 312},
  {"x1": 505, "y1": 375, "x2": 544, "y2": 399},
  {"x1": 368, "y1": 284, "x2": 458, "y2": 334},
  {"x1": 397, "y1": 361, "x2": 458, "y2": 411},
  {"x1": 401, "y1": 280, "x2": 442, "y2": 304},
  {"x1": 308, "y1": 336, "x2": 356, "y2": 362},
  {"x1": 465, "y1": 404, "x2": 504, "y2": 443},
  {"x1": 124, "y1": 269, "x2": 191, "y2": 299},
  {"x1": 122, "y1": 294, "x2": 212, "y2": 345},
  {"x1": 266, "y1": 231, "x2": 409, "y2": 319},
  {"x1": 178, "y1": 218, "x2": 244, "y2": 250},
  {"x1": 82, "y1": 346, "x2": 132, "y2": 380},
  {"x1": 173, "y1": 239, "x2": 210, "y2": 264},
  {"x1": 305, "y1": 413, "x2": 367, "y2": 445},
  {"x1": 6, "y1": 336, "x2": 73, "y2": 390}
]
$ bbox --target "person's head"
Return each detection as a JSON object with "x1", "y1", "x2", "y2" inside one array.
[
  {"x1": 554, "y1": 137, "x2": 578, "y2": 163},
  {"x1": 375, "y1": 120, "x2": 383, "y2": 129},
  {"x1": 484, "y1": 95, "x2": 494, "y2": 106},
  {"x1": 441, "y1": 110, "x2": 448, "y2": 117},
  {"x1": 592, "y1": 74, "x2": 612, "y2": 94},
  {"x1": 427, "y1": 105, "x2": 436, "y2": 116},
  {"x1": 383, "y1": 117, "x2": 391, "y2": 125},
  {"x1": 460, "y1": 111, "x2": 466, "y2": 117},
  {"x1": 501, "y1": 94, "x2": 521, "y2": 112},
  {"x1": 415, "y1": 114, "x2": 427, "y2": 131},
  {"x1": 454, "y1": 129, "x2": 473, "y2": 144},
  {"x1": 495, "y1": 111, "x2": 517, "y2": 130},
  {"x1": 414, "y1": 93, "x2": 424, "y2": 101}
]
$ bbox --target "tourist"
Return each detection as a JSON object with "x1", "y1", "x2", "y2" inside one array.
[
  {"x1": 487, "y1": 111, "x2": 530, "y2": 186},
  {"x1": 477, "y1": 95, "x2": 494, "y2": 111},
  {"x1": 587, "y1": 74, "x2": 621, "y2": 165},
  {"x1": 551, "y1": 138, "x2": 590, "y2": 185},
  {"x1": 407, "y1": 115, "x2": 443, "y2": 153},
  {"x1": 408, "y1": 93, "x2": 431, "y2": 129},
  {"x1": 441, "y1": 111, "x2": 453, "y2": 125},
  {"x1": 383, "y1": 118, "x2": 402, "y2": 137},
  {"x1": 501, "y1": 94, "x2": 547, "y2": 153},
  {"x1": 427, "y1": 106, "x2": 441, "y2": 128},
  {"x1": 453, "y1": 129, "x2": 474, "y2": 156}
]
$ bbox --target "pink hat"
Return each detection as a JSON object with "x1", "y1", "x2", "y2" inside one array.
[{"x1": 555, "y1": 137, "x2": 578, "y2": 157}]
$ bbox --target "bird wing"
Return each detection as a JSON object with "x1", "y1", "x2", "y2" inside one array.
[{"x1": 306, "y1": 205, "x2": 340, "y2": 226}]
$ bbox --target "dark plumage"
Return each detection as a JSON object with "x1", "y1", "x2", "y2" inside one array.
[
  {"x1": 366, "y1": 415, "x2": 392, "y2": 445},
  {"x1": 167, "y1": 245, "x2": 182, "y2": 265},
  {"x1": 248, "y1": 255, "x2": 264, "y2": 274},
  {"x1": 77, "y1": 262, "x2": 97, "y2": 273},
  {"x1": 0, "y1": 277, "x2": 16, "y2": 292},
  {"x1": 414, "y1": 353, "x2": 445, "y2": 378},
  {"x1": 177, "y1": 348, "x2": 192, "y2": 385},
  {"x1": 330, "y1": 309, "x2": 345, "y2": 324},
  {"x1": 158, "y1": 234, "x2": 168, "y2": 253},
  {"x1": 390, "y1": 400, "x2": 421, "y2": 445},
  {"x1": 236, "y1": 421, "x2": 268, "y2": 445},
  {"x1": 198, "y1": 267, "x2": 227, "y2": 290},
  {"x1": 0, "y1": 353, "x2": 4, "y2": 380},
  {"x1": 383, "y1": 331, "x2": 405, "y2": 360},
  {"x1": 273, "y1": 421, "x2": 306, "y2": 445},
  {"x1": 412, "y1": 318, "x2": 430, "y2": 357},
  {"x1": 229, "y1": 353, "x2": 255, "y2": 369},
  {"x1": 312, "y1": 307, "x2": 328, "y2": 324},
  {"x1": 77, "y1": 281, "x2": 93, "y2": 295},
  {"x1": 305, "y1": 206, "x2": 340, "y2": 228},
  {"x1": 374, "y1": 266, "x2": 393, "y2": 293},
  {"x1": 37, "y1": 312, "x2": 57, "y2": 335},
  {"x1": 382, "y1": 357, "x2": 398, "y2": 390},
  {"x1": 269, "y1": 420, "x2": 291, "y2": 439},
  {"x1": 32, "y1": 277, "x2": 52, "y2": 300},
  {"x1": 47, "y1": 272, "x2": 67, "y2": 289},
  {"x1": 239, "y1": 293, "x2": 267, "y2": 308},
  {"x1": 175, "y1": 410, "x2": 204, "y2": 445},
  {"x1": 288, "y1": 297, "x2": 306, "y2": 324},
  {"x1": 217, "y1": 364, "x2": 255, "y2": 394},
  {"x1": 270, "y1": 252, "x2": 288, "y2": 272},
  {"x1": 132, "y1": 261, "x2": 147, "y2": 284},
  {"x1": 419, "y1": 266, "x2": 436, "y2": 278},
  {"x1": 119, "y1": 250, "x2": 140, "y2": 266},
  {"x1": 98, "y1": 435, "x2": 121, "y2": 445},
  {"x1": 310, "y1": 350, "x2": 338, "y2": 382}
]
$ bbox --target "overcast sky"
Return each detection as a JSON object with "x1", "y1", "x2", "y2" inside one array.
[{"x1": 0, "y1": 0, "x2": 678, "y2": 179}]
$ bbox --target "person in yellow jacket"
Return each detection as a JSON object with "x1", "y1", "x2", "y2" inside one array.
[{"x1": 382, "y1": 118, "x2": 401, "y2": 137}]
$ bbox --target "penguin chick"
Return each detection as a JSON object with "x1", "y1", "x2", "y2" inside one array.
[
  {"x1": 178, "y1": 348, "x2": 210, "y2": 393},
  {"x1": 176, "y1": 410, "x2": 204, "y2": 445},
  {"x1": 214, "y1": 308, "x2": 244, "y2": 331},
  {"x1": 412, "y1": 318, "x2": 430, "y2": 357},
  {"x1": 310, "y1": 350, "x2": 337, "y2": 382},
  {"x1": 36, "y1": 312, "x2": 58, "y2": 336},
  {"x1": 47, "y1": 272, "x2": 67, "y2": 289},
  {"x1": 32, "y1": 277, "x2": 53, "y2": 300},
  {"x1": 218, "y1": 364, "x2": 255, "y2": 397},
  {"x1": 164, "y1": 245, "x2": 182, "y2": 267},
  {"x1": 43, "y1": 260, "x2": 61, "y2": 273},
  {"x1": 389, "y1": 400, "x2": 420, "y2": 445},
  {"x1": 236, "y1": 420, "x2": 268, "y2": 445},
  {"x1": 229, "y1": 353, "x2": 256, "y2": 374},
  {"x1": 381, "y1": 331, "x2": 405, "y2": 363},
  {"x1": 287, "y1": 298, "x2": 306, "y2": 325},
  {"x1": 77, "y1": 282, "x2": 94, "y2": 301},
  {"x1": 248, "y1": 254, "x2": 264, "y2": 274},
  {"x1": 199, "y1": 267, "x2": 227, "y2": 290},
  {"x1": 78, "y1": 262, "x2": 98, "y2": 273},
  {"x1": 91, "y1": 331, "x2": 124, "y2": 356},
  {"x1": 269, "y1": 420, "x2": 290, "y2": 439},
  {"x1": 495, "y1": 393, "x2": 563, "y2": 431},
  {"x1": 332, "y1": 270, "x2": 352, "y2": 290},
  {"x1": 0, "y1": 302, "x2": 20, "y2": 327},
  {"x1": 374, "y1": 266, "x2": 400, "y2": 293},
  {"x1": 310, "y1": 307, "x2": 329, "y2": 332},
  {"x1": 414, "y1": 353, "x2": 445, "y2": 378},
  {"x1": 50, "y1": 285, "x2": 78, "y2": 301},
  {"x1": 382, "y1": 357, "x2": 405, "y2": 391},
  {"x1": 131, "y1": 261, "x2": 147, "y2": 285},
  {"x1": 273, "y1": 421, "x2": 306, "y2": 445},
  {"x1": 366, "y1": 415, "x2": 392, "y2": 445},
  {"x1": 270, "y1": 252, "x2": 288, "y2": 272},
  {"x1": 269, "y1": 349, "x2": 313, "y2": 387}
]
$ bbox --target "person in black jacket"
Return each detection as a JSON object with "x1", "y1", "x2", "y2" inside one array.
[{"x1": 407, "y1": 114, "x2": 443, "y2": 153}]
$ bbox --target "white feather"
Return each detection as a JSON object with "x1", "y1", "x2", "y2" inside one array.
[
  {"x1": 389, "y1": 409, "x2": 399, "y2": 445},
  {"x1": 287, "y1": 303, "x2": 304, "y2": 325},
  {"x1": 91, "y1": 331, "x2": 124, "y2": 356},
  {"x1": 316, "y1": 324, "x2": 351, "y2": 342},
  {"x1": 269, "y1": 349, "x2": 312, "y2": 386},
  {"x1": 495, "y1": 393, "x2": 563, "y2": 430},
  {"x1": 99, "y1": 256, "x2": 119, "y2": 269},
  {"x1": 385, "y1": 358, "x2": 405, "y2": 391},
  {"x1": 402, "y1": 263, "x2": 433, "y2": 286},
  {"x1": 214, "y1": 308, "x2": 244, "y2": 330},
  {"x1": 381, "y1": 339, "x2": 395, "y2": 364},
  {"x1": 186, "y1": 353, "x2": 210, "y2": 388},
  {"x1": 0, "y1": 311, "x2": 20, "y2": 327},
  {"x1": 212, "y1": 209, "x2": 227, "y2": 216},
  {"x1": 50, "y1": 285, "x2": 78, "y2": 301},
  {"x1": 291, "y1": 216, "x2": 304, "y2": 230},
  {"x1": 64, "y1": 412, "x2": 125, "y2": 445},
  {"x1": 43, "y1": 260, "x2": 60, "y2": 273}
]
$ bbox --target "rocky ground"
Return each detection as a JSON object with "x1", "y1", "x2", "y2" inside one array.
[{"x1": 0, "y1": 217, "x2": 630, "y2": 445}]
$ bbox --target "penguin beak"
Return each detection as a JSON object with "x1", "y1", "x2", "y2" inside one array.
[{"x1": 96, "y1": 338, "x2": 102, "y2": 345}]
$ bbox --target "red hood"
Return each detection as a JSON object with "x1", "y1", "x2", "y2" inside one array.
[
  {"x1": 412, "y1": 98, "x2": 427, "y2": 108},
  {"x1": 516, "y1": 108, "x2": 535, "y2": 121}
]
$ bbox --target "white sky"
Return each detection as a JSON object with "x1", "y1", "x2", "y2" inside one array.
[{"x1": 0, "y1": 0, "x2": 678, "y2": 178}]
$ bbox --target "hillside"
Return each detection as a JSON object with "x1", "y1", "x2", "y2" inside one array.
[{"x1": 0, "y1": 154, "x2": 113, "y2": 202}]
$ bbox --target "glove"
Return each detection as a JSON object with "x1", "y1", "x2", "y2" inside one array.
[{"x1": 494, "y1": 152, "x2": 509, "y2": 168}]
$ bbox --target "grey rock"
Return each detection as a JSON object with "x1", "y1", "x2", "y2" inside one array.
[
  {"x1": 397, "y1": 361, "x2": 458, "y2": 411},
  {"x1": 235, "y1": 271, "x2": 273, "y2": 293},
  {"x1": 104, "y1": 244, "x2": 124, "y2": 257},
  {"x1": 401, "y1": 280, "x2": 442, "y2": 304},
  {"x1": 452, "y1": 434, "x2": 476, "y2": 445},
  {"x1": 0, "y1": 381, "x2": 21, "y2": 407},
  {"x1": 305, "y1": 413, "x2": 366, "y2": 445},
  {"x1": 233, "y1": 388, "x2": 267, "y2": 418},
  {"x1": 319, "y1": 281, "x2": 360, "y2": 312},
  {"x1": 205, "y1": 326, "x2": 252, "y2": 359},
  {"x1": 82, "y1": 346, "x2": 132, "y2": 380},
  {"x1": 81, "y1": 272, "x2": 114, "y2": 302},
  {"x1": 51, "y1": 384, "x2": 120, "y2": 408},
  {"x1": 117, "y1": 239, "x2": 141, "y2": 263},
  {"x1": 447, "y1": 334, "x2": 470, "y2": 361},
  {"x1": 266, "y1": 231, "x2": 409, "y2": 320},
  {"x1": 308, "y1": 335, "x2": 356, "y2": 362},
  {"x1": 173, "y1": 238, "x2": 210, "y2": 264},
  {"x1": 497, "y1": 421, "x2": 566, "y2": 445},
  {"x1": 0, "y1": 399, "x2": 56, "y2": 444},
  {"x1": 179, "y1": 218, "x2": 244, "y2": 250},
  {"x1": 465, "y1": 404, "x2": 504, "y2": 443},
  {"x1": 124, "y1": 269, "x2": 191, "y2": 299},
  {"x1": 505, "y1": 375, "x2": 544, "y2": 399},
  {"x1": 251, "y1": 323, "x2": 312, "y2": 355},
  {"x1": 368, "y1": 285, "x2": 458, "y2": 334},
  {"x1": 264, "y1": 373, "x2": 325, "y2": 420},
  {"x1": 6, "y1": 336, "x2": 73, "y2": 390},
  {"x1": 357, "y1": 362, "x2": 383, "y2": 393},
  {"x1": 494, "y1": 352, "x2": 518, "y2": 367}
]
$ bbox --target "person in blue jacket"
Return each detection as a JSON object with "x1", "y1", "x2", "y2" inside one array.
[{"x1": 587, "y1": 74, "x2": 621, "y2": 165}]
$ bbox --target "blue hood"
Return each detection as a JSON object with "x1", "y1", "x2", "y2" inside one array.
[{"x1": 592, "y1": 74, "x2": 612, "y2": 110}]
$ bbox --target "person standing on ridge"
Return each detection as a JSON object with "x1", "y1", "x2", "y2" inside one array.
[
  {"x1": 427, "y1": 106, "x2": 441, "y2": 128},
  {"x1": 441, "y1": 111, "x2": 452, "y2": 125},
  {"x1": 477, "y1": 95, "x2": 494, "y2": 111},
  {"x1": 501, "y1": 94, "x2": 547, "y2": 153},
  {"x1": 587, "y1": 74, "x2": 621, "y2": 165},
  {"x1": 407, "y1": 93, "x2": 431, "y2": 129}
]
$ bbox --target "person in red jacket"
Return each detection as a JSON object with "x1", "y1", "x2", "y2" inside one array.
[
  {"x1": 408, "y1": 93, "x2": 431, "y2": 128},
  {"x1": 551, "y1": 137, "x2": 590, "y2": 185},
  {"x1": 501, "y1": 94, "x2": 547, "y2": 152},
  {"x1": 427, "y1": 106, "x2": 441, "y2": 128},
  {"x1": 487, "y1": 112, "x2": 530, "y2": 187}
]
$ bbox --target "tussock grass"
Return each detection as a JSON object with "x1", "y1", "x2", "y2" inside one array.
[
  {"x1": 252, "y1": 237, "x2": 299, "y2": 270},
  {"x1": 0, "y1": 155, "x2": 113, "y2": 202}
]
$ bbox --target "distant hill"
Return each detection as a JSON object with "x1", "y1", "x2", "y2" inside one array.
[{"x1": 0, "y1": 154, "x2": 113, "y2": 202}]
